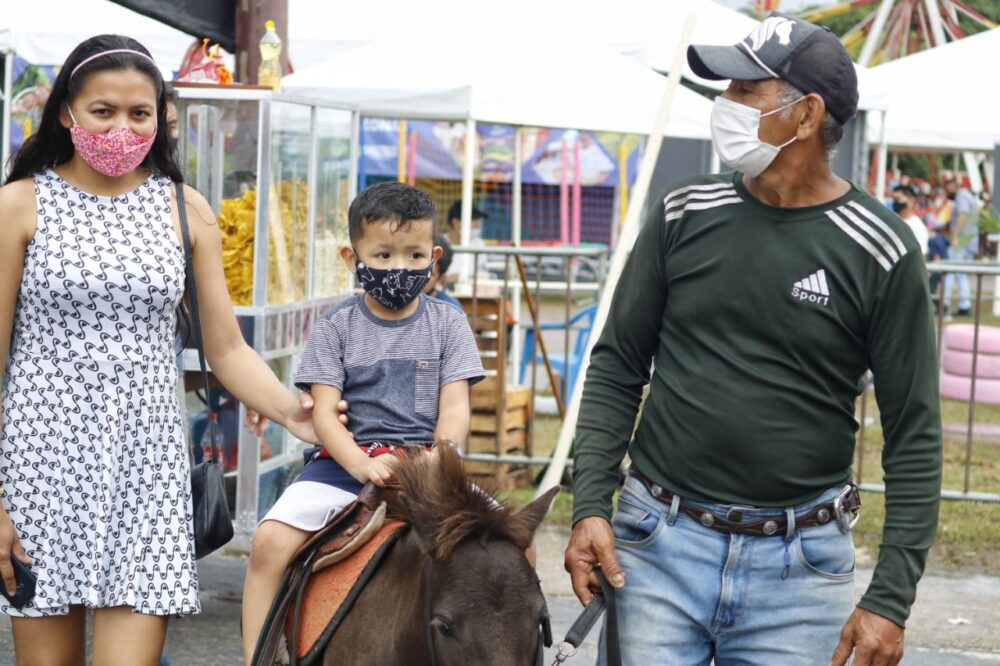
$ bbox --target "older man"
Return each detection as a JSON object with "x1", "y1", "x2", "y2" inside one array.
[{"x1": 565, "y1": 12, "x2": 941, "y2": 666}]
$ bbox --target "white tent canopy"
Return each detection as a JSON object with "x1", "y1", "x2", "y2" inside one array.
[
  {"x1": 558, "y1": 0, "x2": 760, "y2": 88},
  {"x1": 864, "y1": 27, "x2": 1000, "y2": 151},
  {"x1": 289, "y1": 0, "x2": 887, "y2": 115},
  {"x1": 286, "y1": 0, "x2": 754, "y2": 82},
  {"x1": 282, "y1": 34, "x2": 714, "y2": 139},
  {"x1": 0, "y1": 0, "x2": 194, "y2": 73}
]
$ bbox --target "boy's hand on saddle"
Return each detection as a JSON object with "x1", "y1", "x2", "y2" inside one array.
[
  {"x1": 564, "y1": 516, "x2": 626, "y2": 606},
  {"x1": 350, "y1": 455, "x2": 397, "y2": 487}
]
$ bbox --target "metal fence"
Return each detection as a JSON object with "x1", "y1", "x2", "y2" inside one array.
[
  {"x1": 856, "y1": 261, "x2": 1000, "y2": 502},
  {"x1": 456, "y1": 252, "x2": 1000, "y2": 503},
  {"x1": 450, "y1": 245, "x2": 607, "y2": 475}
]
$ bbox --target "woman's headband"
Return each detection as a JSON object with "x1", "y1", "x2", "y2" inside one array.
[{"x1": 70, "y1": 49, "x2": 156, "y2": 79}]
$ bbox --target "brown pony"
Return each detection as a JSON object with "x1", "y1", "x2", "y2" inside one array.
[{"x1": 321, "y1": 446, "x2": 559, "y2": 665}]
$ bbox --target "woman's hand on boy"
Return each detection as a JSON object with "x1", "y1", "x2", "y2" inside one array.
[
  {"x1": 284, "y1": 392, "x2": 319, "y2": 444},
  {"x1": 244, "y1": 398, "x2": 352, "y2": 440}
]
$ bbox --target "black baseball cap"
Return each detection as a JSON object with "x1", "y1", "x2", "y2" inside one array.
[
  {"x1": 688, "y1": 12, "x2": 859, "y2": 124},
  {"x1": 447, "y1": 201, "x2": 488, "y2": 222}
]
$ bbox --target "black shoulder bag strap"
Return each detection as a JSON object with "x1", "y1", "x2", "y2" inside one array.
[{"x1": 177, "y1": 183, "x2": 219, "y2": 459}]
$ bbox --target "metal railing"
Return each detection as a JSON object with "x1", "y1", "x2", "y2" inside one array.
[
  {"x1": 450, "y1": 245, "x2": 608, "y2": 474},
  {"x1": 456, "y1": 252, "x2": 1000, "y2": 504},
  {"x1": 856, "y1": 261, "x2": 1000, "y2": 502}
]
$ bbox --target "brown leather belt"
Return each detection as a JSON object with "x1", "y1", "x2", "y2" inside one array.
[{"x1": 628, "y1": 466, "x2": 860, "y2": 537}]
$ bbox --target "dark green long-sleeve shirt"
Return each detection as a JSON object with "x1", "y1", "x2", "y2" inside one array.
[{"x1": 573, "y1": 172, "x2": 942, "y2": 628}]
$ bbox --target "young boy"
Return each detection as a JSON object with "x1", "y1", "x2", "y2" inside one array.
[
  {"x1": 241, "y1": 182, "x2": 485, "y2": 663},
  {"x1": 423, "y1": 233, "x2": 464, "y2": 311}
]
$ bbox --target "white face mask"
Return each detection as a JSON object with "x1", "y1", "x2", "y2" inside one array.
[{"x1": 710, "y1": 95, "x2": 804, "y2": 178}]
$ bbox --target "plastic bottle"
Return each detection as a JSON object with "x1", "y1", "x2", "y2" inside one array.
[
  {"x1": 201, "y1": 412, "x2": 225, "y2": 468},
  {"x1": 258, "y1": 19, "x2": 282, "y2": 91}
]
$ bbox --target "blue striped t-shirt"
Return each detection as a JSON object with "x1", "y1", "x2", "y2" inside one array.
[{"x1": 295, "y1": 294, "x2": 485, "y2": 445}]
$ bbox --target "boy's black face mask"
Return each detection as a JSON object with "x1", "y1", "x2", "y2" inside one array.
[{"x1": 355, "y1": 259, "x2": 434, "y2": 310}]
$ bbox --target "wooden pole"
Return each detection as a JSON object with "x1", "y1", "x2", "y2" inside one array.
[
  {"x1": 536, "y1": 13, "x2": 699, "y2": 496},
  {"x1": 407, "y1": 130, "x2": 417, "y2": 186},
  {"x1": 397, "y1": 120, "x2": 408, "y2": 183}
]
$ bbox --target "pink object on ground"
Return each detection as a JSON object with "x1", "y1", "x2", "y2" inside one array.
[
  {"x1": 940, "y1": 371, "x2": 1000, "y2": 404},
  {"x1": 941, "y1": 348, "x2": 1000, "y2": 379},
  {"x1": 941, "y1": 324, "x2": 1000, "y2": 355}
]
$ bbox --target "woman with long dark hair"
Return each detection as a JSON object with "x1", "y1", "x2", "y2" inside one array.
[{"x1": 0, "y1": 35, "x2": 316, "y2": 663}]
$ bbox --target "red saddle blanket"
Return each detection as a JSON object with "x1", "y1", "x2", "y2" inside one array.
[{"x1": 286, "y1": 520, "x2": 406, "y2": 664}]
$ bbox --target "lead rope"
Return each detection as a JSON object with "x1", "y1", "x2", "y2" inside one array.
[{"x1": 552, "y1": 569, "x2": 621, "y2": 666}]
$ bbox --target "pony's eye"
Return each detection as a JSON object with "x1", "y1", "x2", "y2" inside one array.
[{"x1": 432, "y1": 614, "x2": 454, "y2": 638}]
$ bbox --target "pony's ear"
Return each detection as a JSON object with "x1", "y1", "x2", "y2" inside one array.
[
  {"x1": 399, "y1": 492, "x2": 437, "y2": 557},
  {"x1": 512, "y1": 486, "x2": 560, "y2": 538}
]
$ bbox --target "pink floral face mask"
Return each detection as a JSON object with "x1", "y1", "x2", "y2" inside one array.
[{"x1": 67, "y1": 108, "x2": 156, "y2": 178}]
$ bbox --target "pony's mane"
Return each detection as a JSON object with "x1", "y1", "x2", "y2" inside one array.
[{"x1": 385, "y1": 446, "x2": 534, "y2": 560}]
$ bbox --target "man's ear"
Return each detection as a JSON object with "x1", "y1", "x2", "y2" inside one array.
[
  {"x1": 340, "y1": 245, "x2": 358, "y2": 274},
  {"x1": 797, "y1": 93, "x2": 826, "y2": 141}
]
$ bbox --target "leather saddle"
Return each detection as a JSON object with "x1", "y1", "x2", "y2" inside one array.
[{"x1": 251, "y1": 484, "x2": 405, "y2": 666}]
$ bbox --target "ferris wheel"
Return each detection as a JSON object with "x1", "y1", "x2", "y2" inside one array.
[{"x1": 798, "y1": 0, "x2": 997, "y2": 66}]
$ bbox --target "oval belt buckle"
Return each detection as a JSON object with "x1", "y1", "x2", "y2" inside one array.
[{"x1": 833, "y1": 485, "x2": 860, "y2": 534}]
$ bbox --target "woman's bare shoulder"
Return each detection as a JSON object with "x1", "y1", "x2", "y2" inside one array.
[{"x1": 0, "y1": 179, "x2": 39, "y2": 243}]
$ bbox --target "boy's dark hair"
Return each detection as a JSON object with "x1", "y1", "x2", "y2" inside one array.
[
  {"x1": 446, "y1": 200, "x2": 488, "y2": 226},
  {"x1": 165, "y1": 83, "x2": 179, "y2": 104},
  {"x1": 348, "y1": 181, "x2": 436, "y2": 244},
  {"x1": 435, "y1": 233, "x2": 454, "y2": 274},
  {"x1": 6, "y1": 34, "x2": 183, "y2": 184}
]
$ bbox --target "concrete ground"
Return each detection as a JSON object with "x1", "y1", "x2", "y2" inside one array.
[{"x1": 0, "y1": 526, "x2": 999, "y2": 664}]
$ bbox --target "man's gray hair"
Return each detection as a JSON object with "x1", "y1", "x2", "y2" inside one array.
[{"x1": 777, "y1": 80, "x2": 844, "y2": 163}]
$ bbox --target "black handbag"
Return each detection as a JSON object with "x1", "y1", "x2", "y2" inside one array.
[{"x1": 178, "y1": 183, "x2": 235, "y2": 559}]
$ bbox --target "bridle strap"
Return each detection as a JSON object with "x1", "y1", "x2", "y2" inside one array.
[{"x1": 424, "y1": 561, "x2": 439, "y2": 666}]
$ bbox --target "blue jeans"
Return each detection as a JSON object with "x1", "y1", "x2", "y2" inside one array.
[
  {"x1": 943, "y1": 246, "x2": 973, "y2": 311},
  {"x1": 598, "y1": 476, "x2": 855, "y2": 665}
]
